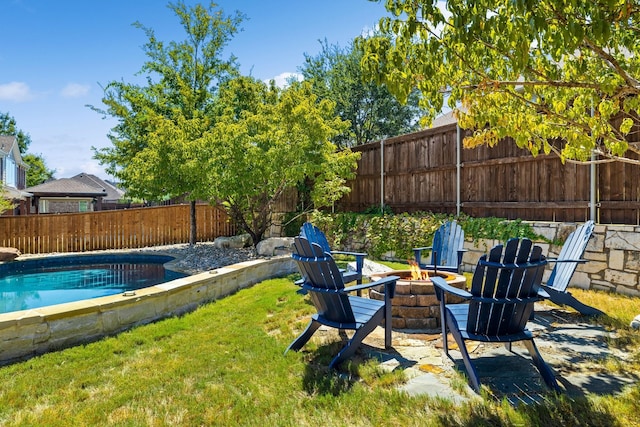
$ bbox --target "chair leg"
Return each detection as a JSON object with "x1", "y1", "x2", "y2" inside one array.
[
  {"x1": 329, "y1": 314, "x2": 382, "y2": 369},
  {"x1": 547, "y1": 287, "x2": 604, "y2": 317},
  {"x1": 449, "y1": 328, "x2": 482, "y2": 392},
  {"x1": 285, "y1": 319, "x2": 321, "y2": 354},
  {"x1": 522, "y1": 339, "x2": 560, "y2": 391}
]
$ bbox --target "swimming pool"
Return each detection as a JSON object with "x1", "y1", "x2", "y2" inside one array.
[{"x1": 0, "y1": 253, "x2": 187, "y2": 314}]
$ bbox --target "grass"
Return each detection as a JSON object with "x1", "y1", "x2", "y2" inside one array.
[{"x1": 0, "y1": 275, "x2": 639, "y2": 426}]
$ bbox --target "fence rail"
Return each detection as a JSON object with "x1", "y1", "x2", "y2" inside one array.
[
  {"x1": 338, "y1": 122, "x2": 640, "y2": 225},
  {"x1": 0, "y1": 204, "x2": 235, "y2": 254}
]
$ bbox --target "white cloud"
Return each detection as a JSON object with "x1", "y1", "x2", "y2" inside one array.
[
  {"x1": 267, "y1": 72, "x2": 303, "y2": 88},
  {"x1": 61, "y1": 83, "x2": 90, "y2": 98},
  {"x1": 0, "y1": 81, "x2": 34, "y2": 102}
]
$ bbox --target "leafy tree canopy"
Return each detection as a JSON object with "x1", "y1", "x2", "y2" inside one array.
[
  {"x1": 92, "y1": 1, "x2": 243, "y2": 243},
  {"x1": 301, "y1": 39, "x2": 423, "y2": 148},
  {"x1": 0, "y1": 112, "x2": 55, "y2": 186},
  {"x1": 204, "y1": 76, "x2": 359, "y2": 245},
  {"x1": 359, "y1": 0, "x2": 640, "y2": 164},
  {"x1": 22, "y1": 154, "x2": 55, "y2": 187},
  {"x1": 94, "y1": 1, "x2": 243, "y2": 200},
  {"x1": 0, "y1": 112, "x2": 31, "y2": 153}
]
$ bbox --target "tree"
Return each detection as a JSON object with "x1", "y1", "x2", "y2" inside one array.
[
  {"x1": 92, "y1": 1, "x2": 243, "y2": 244},
  {"x1": 0, "y1": 112, "x2": 55, "y2": 185},
  {"x1": 359, "y1": 0, "x2": 640, "y2": 164},
  {"x1": 22, "y1": 154, "x2": 55, "y2": 187},
  {"x1": 301, "y1": 39, "x2": 423, "y2": 149},
  {"x1": 0, "y1": 112, "x2": 31, "y2": 153},
  {"x1": 0, "y1": 187, "x2": 14, "y2": 215},
  {"x1": 203, "y1": 77, "x2": 359, "y2": 246}
]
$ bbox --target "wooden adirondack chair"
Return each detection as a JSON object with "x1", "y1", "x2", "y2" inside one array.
[
  {"x1": 300, "y1": 222, "x2": 367, "y2": 286},
  {"x1": 413, "y1": 220, "x2": 466, "y2": 273},
  {"x1": 540, "y1": 220, "x2": 602, "y2": 316},
  {"x1": 432, "y1": 238, "x2": 560, "y2": 393},
  {"x1": 285, "y1": 236, "x2": 398, "y2": 369}
]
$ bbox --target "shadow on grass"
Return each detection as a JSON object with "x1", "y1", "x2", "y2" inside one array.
[{"x1": 433, "y1": 393, "x2": 619, "y2": 426}]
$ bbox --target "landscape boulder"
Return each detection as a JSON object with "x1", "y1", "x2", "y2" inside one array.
[
  {"x1": 256, "y1": 237, "x2": 294, "y2": 257},
  {"x1": 631, "y1": 314, "x2": 640, "y2": 330},
  {"x1": 0, "y1": 247, "x2": 21, "y2": 262},
  {"x1": 213, "y1": 234, "x2": 252, "y2": 249}
]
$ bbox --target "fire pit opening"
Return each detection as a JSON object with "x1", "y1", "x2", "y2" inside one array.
[{"x1": 369, "y1": 263, "x2": 467, "y2": 330}]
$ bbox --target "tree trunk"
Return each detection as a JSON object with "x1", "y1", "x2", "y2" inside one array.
[{"x1": 190, "y1": 200, "x2": 197, "y2": 245}]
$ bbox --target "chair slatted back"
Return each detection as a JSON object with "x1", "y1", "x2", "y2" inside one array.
[
  {"x1": 547, "y1": 220, "x2": 595, "y2": 292},
  {"x1": 468, "y1": 238, "x2": 546, "y2": 336},
  {"x1": 300, "y1": 223, "x2": 332, "y2": 254},
  {"x1": 292, "y1": 237, "x2": 355, "y2": 323},
  {"x1": 432, "y1": 221, "x2": 465, "y2": 267}
]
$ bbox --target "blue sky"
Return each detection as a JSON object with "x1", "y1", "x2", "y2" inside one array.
[{"x1": 1, "y1": 0, "x2": 390, "y2": 180}]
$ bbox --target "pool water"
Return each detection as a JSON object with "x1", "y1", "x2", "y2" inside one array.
[{"x1": 0, "y1": 254, "x2": 187, "y2": 314}]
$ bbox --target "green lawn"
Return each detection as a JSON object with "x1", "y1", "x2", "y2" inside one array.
[{"x1": 0, "y1": 275, "x2": 638, "y2": 426}]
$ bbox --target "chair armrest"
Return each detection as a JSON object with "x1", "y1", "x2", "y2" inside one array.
[
  {"x1": 331, "y1": 251, "x2": 366, "y2": 277},
  {"x1": 331, "y1": 250, "x2": 367, "y2": 257},
  {"x1": 545, "y1": 257, "x2": 588, "y2": 264},
  {"x1": 343, "y1": 275, "x2": 399, "y2": 298},
  {"x1": 431, "y1": 276, "x2": 472, "y2": 300},
  {"x1": 412, "y1": 246, "x2": 433, "y2": 252}
]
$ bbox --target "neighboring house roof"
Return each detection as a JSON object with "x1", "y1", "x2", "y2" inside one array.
[
  {"x1": 0, "y1": 135, "x2": 28, "y2": 168},
  {"x1": 2, "y1": 186, "x2": 32, "y2": 200},
  {"x1": 71, "y1": 173, "x2": 125, "y2": 202},
  {"x1": 25, "y1": 178, "x2": 107, "y2": 197},
  {"x1": 430, "y1": 110, "x2": 458, "y2": 128}
]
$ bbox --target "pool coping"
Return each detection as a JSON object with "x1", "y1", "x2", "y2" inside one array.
[{"x1": 0, "y1": 255, "x2": 297, "y2": 365}]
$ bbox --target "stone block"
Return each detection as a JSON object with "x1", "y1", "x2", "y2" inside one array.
[
  {"x1": 396, "y1": 306, "x2": 431, "y2": 318},
  {"x1": 532, "y1": 225, "x2": 556, "y2": 241},
  {"x1": 394, "y1": 282, "x2": 413, "y2": 295},
  {"x1": 405, "y1": 317, "x2": 437, "y2": 330},
  {"x1": 609, "y1": 250, "x2": 624, "y2": 270},
  {"x1": 567, "y1": 271, "x2": 590, "y2": 289},
  {"x1": 625, "y1": 251, "x2": 640, "y2": 271},
  {"x1": 583, "y1": 251, "x2": 607, "y2": 261},
  {"x1": 416, "y1": 294, "x2": 438, "y2": 307},
  {"x1": 580, "y1": 260, "x2": 607, "y2": 275},
  {"x1": 587, "y1": 233, "x2": 605, "y2": 252},
  {"x1": 391, "y1": 294, "x2": 416, "y2": 307},
  {"x1": 0, "y1": 247, "x2": 21, "y2": 261},
  {"x1": 590, "y1": 279, "x2": 616, "y2": 292},
  {"x1": 615, "y1": 285, "x2": 640, "y2": 297},
  {"x1": 604, "y1": 269, "x2": 638, "y2": 287},
  {"x1": 391, "y1": 317, "x2": 406, "y2": 329},
  {"x1": 605, "y1": 230, "x2": 640, "y2": 251},
  {"x1": 410, "y1": 282, "x2": 434, "y2": 294}
]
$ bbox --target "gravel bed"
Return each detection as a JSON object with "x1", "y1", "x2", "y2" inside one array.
[{"x1": 136, "y1": 242, "x2": 261, "y2": 275}]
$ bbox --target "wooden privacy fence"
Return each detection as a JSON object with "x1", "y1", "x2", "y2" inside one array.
[
  {"x1": 338, "y1": 121, "x2": 640, "y2": 225},
  {"x1": 0, "y1": 204, "x2": 235, "y2": 254}
]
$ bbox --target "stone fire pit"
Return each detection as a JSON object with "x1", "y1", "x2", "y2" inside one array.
[{"x1": 369, "y1": 269, "x2": 467, "y2": 330}]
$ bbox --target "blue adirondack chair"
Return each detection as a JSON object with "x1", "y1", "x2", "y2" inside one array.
[
  {"x1": 432, "y1": 238, "x2": 560, "y2": 393},
  {"x1": 413, "y1": 220, "x2": 466, "y2": 273},
  {"x1": 300, "y1": 222, "x2": 367, "y2": 286},
  {"x1": 285, "y1": 236, "x2": 398, "y2": 369},
  {"x1": 540, "y1": 220, "x2": 602, "y2": 316}
]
